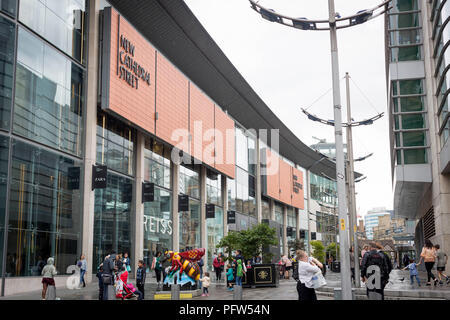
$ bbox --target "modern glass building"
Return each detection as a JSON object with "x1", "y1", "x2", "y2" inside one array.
[
  {"x1": 0, "y1": 0, "x2": 340, "y2": 296},
  {"x1": 386, "y1": 0, "x2": 450, "y2": 261}
]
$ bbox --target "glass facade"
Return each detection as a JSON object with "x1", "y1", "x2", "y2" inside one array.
[
  {"x1": 430, "y1": 0, "x2": 450, "y2": 147},
  {"x1": 96, "y1": 111, "x2": 135, "y2": 176},
  {"x1": 261, "y1": 197, "x2": 270, "y2": 220},
  {"x1": 19, "y1": 0, "x2": 86, "y2": 64},
  {"x1": 93, "y1": 173, "x2": 132, "y2": 270},
  {"x1": 179, "y1": 198, "x2": 200, "y2": 251},
  {"x1": 310, "y1": 172, "x2": 337, "y2": 206},
  {"x1": 0, "y1": 0, "x2": 87, "y2": 279},
  {"x1": 228, "y1": 126, "x2": 256, "y2": 220},
  {"x1": 392, "y1": 79, "x2": 428, "y2": 164},
  {"x1": 144, "y1": 138, "x2": 171, "y2": 189},
  {"x1": 206, "y1": 206, "x2": 223, "y2": 271},
  {"x1": 7, "y1": 139, "x2": 82, "y2": 277},
  {"x1": 179, "y1": 164, "x2": 199, "y2": 199},
  {"x1": 0, "y1": 15, "x2": 15, "y2": 131},
  {"x1": 206, "y1": 170, "x2": 221, "y2": 206},
  {"x1": 0, "y1": 135, "x2": 7, "y2": 276},
  {"x1": 14, "y1": 27, "x2": 84, "y2": 156},
  {"x1": 143, "y1": 186, "x2": 172, "y2": 273},
  {"x1": 389, "y1": 0, "x2": 422, "y2": 62}
]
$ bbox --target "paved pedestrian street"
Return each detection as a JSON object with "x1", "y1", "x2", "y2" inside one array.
[{"x1": 1, "y1": 270, "x2": 449, "y2": 300}]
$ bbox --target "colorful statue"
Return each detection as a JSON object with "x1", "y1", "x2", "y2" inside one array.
[{"x1": 161, "y1": 248, "x2": 205, "y2": 286}]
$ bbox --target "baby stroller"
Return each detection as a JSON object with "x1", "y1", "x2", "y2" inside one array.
[{"x1": 115, "y1": 271, "x2": 138, "y2": 300}]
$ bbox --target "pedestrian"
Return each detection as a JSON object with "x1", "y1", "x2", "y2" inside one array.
[
  {"x1": 197, "y1": 257, "x2": 204, "y2": 289},
  {"x1": 136, "y1": 260, "x2": 146, "y2": 299},
  {"x1": 77, "y1": 254, "x2": 87, "y2": 288},
  {"x1": 41, "y1": 257, "x2": 57, "y2": 300},
  {"x1": 434, "y1": 244, "x2": 450, "y2": 285},
  {"x1": 235, "y1": 258, "x2": 245, "y2": 286},
  {"x1": 96, "y1": 263, "x2": 104, "y2": 300},
  {"x1": 152, "y1": 251, "x2": 163, "y2": 288},
  {"x1": 213, "y1": 255, "x2": 221, "y2": 281},
  {"x1": 102, "y1": 252, "x2": 115, "y2": 300},
  {"x1": 349, "y1": 247, "x2": 355, "y2": 284},
  {"x1": 283, "y1": 255, "x2": 292, "y2": 279},
  {"x1": 115, "y1": 253, "x2": 123, "y2": 272},
  {"x1": 375, "y1": 242, "x2": 393, "y2": 275},
  {"x1": 295, "y1": 250, "x2": 322, "y2": 301},
  {"x1": 402, "y1": 258, "x2": 421, "y2": 287},
  {"x1": 361, "y1": 245, "x2": 369, "y2": 265},
  {"x1": 200, "y1": 272, "x2": 211, "y2": 296},
  {"x1": 402, "y1": 253, "x2": 410, "y2": 268},
  {"x1": 218, "y1": 253, "x2": 225, "y2": 281},
  {"x1": 226, "y1": 264, "x2": 234, "y2": 291},
  {"x1": 418, "y1": 239, "x2": 438, "y2": 286},
  {"x1": 360, "y1": 242, "x2": 391, "y2": 300},
  {"x1": 123, "y1": 252, "x2": 131, "y2": 273}
]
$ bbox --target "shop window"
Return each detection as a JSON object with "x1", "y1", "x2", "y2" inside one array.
[{"x1": 179, "y1": 199, "x2": 200, "y2": 251}]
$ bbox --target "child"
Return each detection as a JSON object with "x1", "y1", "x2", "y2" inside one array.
[
  {"x1": 96, "y1": 264, "x2": 104, "y2": 300},
  {"x1": 226, "y1": 264, "x2": 234, "y2": 291},
  {"x1": 200, "y1": 272, "x2": 211, "y2": 296},
  {"x1": 402, "y1": 259, "x2": 421, "y2": 287},
  {"x1": 434, "y1": 244, "x2": 450, "y2": 285},
  {"x1": 136, "y1": 260, "x2": 146, "y2": 299}
]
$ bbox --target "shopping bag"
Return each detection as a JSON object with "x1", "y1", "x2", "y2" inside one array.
[{"x1": 311, "y1": 270, "x2": 327, "y2": 289}]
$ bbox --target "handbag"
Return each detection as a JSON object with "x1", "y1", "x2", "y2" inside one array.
[
  {"x1": 102, "y1": 274, "x2": 112, "y2": 285},
  {"x1": 311, "y1": 270, "x2": 327, "y2": 289}
]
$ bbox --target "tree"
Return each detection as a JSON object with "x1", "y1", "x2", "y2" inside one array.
[
  {"x1": 310, "y1": 240, "x2": 325, "y2": 264},
  {"x1": 326, "y1": 242, "x2": 340, "y2": 259},
  {"x1": 216, "y1": 223, "x2": 278, "y2": 263}
]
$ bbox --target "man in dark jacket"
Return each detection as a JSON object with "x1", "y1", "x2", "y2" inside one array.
[
  {"x1": 136, "y1": 260, "x2": 146, "y2": 299},
  {"x1": 361, "y1": 242, "x2": 391, "y2": 300},
  {"x1": 102, "y1": 251, "x2": 116, "y2": 300}
]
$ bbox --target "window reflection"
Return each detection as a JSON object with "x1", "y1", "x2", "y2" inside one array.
[
  {"x1": 6, "y1": 139, "x2": 82, "y2": 277},
  {"x1": 14, "y1": 28, "x2": 84, "y2": 156},
  {"x1": 0, "y1": 16, "x2": 15, "y2": 130}
]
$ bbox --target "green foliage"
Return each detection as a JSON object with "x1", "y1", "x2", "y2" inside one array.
[
  {"x1": 216, "y1": 223, "x2": 278, "y2": 263},
  {"x1": 310, "y1": 240, "x2": 325, "y2": 263},
  {"x1": 326, "y1": 242, "x2": 340, "y2": 258}
]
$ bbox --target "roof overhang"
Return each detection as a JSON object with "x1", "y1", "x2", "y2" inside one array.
[
  {"x1": 107, "y1": 0, "x2": 364, "y2": 179},
  {"x1": 393, "y1": 164, "x2": 432, "y2": 219}
]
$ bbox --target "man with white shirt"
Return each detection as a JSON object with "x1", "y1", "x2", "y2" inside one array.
[{"x1": 295, "y1": 250, "x2": 323, "y2": 301}]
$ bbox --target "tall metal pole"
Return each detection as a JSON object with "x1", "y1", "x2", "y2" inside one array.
[
  {"x1": 345, "y1": 73, "x2": 361, "y2": 288},
  {"x1": 328, "y1": 0, "x2": 352, "y2": 300}
]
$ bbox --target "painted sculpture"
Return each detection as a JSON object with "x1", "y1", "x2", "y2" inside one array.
[{"x1": 160, "y1": 248, "x2": 205, "y2": 286}]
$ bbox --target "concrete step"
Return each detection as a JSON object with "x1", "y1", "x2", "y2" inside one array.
[{"x1": 316, "y1": 291, "x2": 446, "y2": 301}]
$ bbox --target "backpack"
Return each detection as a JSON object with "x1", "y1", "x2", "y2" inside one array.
[
  {"x1": 365, "y1": 251, "x2": 390, "y2": 284},
  {"x1": 292, "y1": 262, "x2": 299, "y2": 281}
]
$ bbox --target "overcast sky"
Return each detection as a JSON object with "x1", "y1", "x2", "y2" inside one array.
[{"x1": 184, "y1": 0, "x2": 392, "y2": 217}]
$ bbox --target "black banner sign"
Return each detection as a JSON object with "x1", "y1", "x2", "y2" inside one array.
[
  {"x1": 92, "y1": 165, "x2": 107, "y2": 190},
  {"x1": 142, "y1": 182, "x2": 154, "y2": 203},
  {"x1": 227, "y1": 210, "x2": 236, "y2": 224},
  {"x1": 68, "y1": 167, "x2": 80, "y2": 190},
  {"x1": 206, "y1": 203, "x2": 215, "y2": 219},
  {"x1": 178, "y1": 194, "x2": 189, "y2": 212},
  {"x1": 287, "y1": 226, "x2": 293, "y2": 237}
]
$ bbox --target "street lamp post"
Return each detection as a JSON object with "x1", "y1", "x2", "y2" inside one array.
[{"x1": 327, "y1": 0, "x2": 353, "y2": 300}]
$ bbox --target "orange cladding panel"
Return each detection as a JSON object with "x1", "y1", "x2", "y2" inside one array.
[
  {"x1": 155, "y1": 52, "x2": 189, "y2": 153},
  {"x1": 291, "y1": 167, "x2": 305, "y2": 209},
  {"x1": 214, "y1": 106, "x2": 235, "y2": 179},
  {"x1": 190, "y1": 83, "x2": 215, "y2": 166},
  {"x1": 106, "y1": 9, "x2": 156, "y2": 134},
  {"x1": 279, "y1": 159, "x2": 292, "y2": 205},
  {"x1": 265, "y1": 149, "x2": 280, "y2": 200}
]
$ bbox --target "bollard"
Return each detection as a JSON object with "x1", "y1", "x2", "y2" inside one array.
[
  {"x1": 171, "y1": 284, "x2": 180, "y2": 300},
  {"x1": 333, "y1": 287, "x2": 355, "y2": 300},
  {"x1": 233, "y1": 285, "x2": 243, "y2": 300},
  {"x1": 46, "y1": 285, "x2": 56, "y2": 300}
]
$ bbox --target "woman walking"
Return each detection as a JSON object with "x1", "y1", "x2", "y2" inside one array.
[
  {"x1": 152, "y1": 252, "x2": 163, "y2": 287},
  {"x1": 213, "y1": 255, "x2": 222, "y2": 281},
  {"x1": 419, "y1": 239, "x2": 438, "y2": 286},
  {"x1": 123, "y1": 252, "x2": 131, "y2": 273},
  {"x1": 41, "y1": 257, "x2": 57, "y2": 300},
  {"x1": 295, "y1": 250, "x2": 322, "y2": 301},
  {"x1": 78, "y1": 254, "x2": 87, "y2": 288}
]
